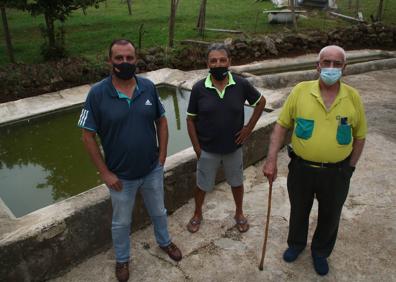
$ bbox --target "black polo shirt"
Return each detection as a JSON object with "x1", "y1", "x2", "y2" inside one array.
[
  {"x1": 187, "y1": 73, "x2": 261, "y2": 154},
  {"x1": 78, "y1": 75, "x2": 165, "y2": 180}
]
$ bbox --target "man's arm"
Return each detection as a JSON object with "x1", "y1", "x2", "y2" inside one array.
[
  {"x1": 349, "y1": 138, "x2": 365, "y2": 167},
  {"x1": 186, "y1": 115, "x2": 201, "y2": 159},
  {"x1": 155, "y1": 116, "x2": 169, "y2": 166},
  {"x1": 262, "y1": 123, "x2": 288, "y2": 183},
  {"x1": 236, "y1": 96, "x2": 266, "y2": 144},
  {"x1": 81, "y1": 129, "x2": 122, "y2": 191}
]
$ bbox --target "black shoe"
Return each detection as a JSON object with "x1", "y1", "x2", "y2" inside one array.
[
  {"x1": 312, "y1": 252, "x2": 329, "y2": 276},
  {"x1": 283, "y1": 247, "x2": 303, "y2": 263}
]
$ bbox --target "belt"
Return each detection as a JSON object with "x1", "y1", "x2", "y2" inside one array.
[{"x1": 288, "y1": 147, "x2": 348, "y2": 169}]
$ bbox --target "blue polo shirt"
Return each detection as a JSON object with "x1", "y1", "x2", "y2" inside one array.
[{"x1": 78, "y1": 75, "x2": 165, "y2": 180}]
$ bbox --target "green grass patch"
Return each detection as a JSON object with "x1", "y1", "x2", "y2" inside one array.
[{"x1": 0, "y1": 0, "x2": 394, "y2": 65}]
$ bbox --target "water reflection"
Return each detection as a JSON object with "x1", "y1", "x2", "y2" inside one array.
[
  {"x1": 0, "y1": 87, "x2": 256, "y2": 217},
  {"x1": 0, "y1": 87, "x2": 190, "y2": 217}
]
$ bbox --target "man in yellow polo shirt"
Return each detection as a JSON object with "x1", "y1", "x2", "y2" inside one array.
[{"x1": 263, "y1": 45, "x2": 367, "y2": 276}]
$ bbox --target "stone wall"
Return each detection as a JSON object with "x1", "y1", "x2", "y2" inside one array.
[
  {"x1": 1, "y1": 23, "x2": 394, "y2": 103},
  {"x1": 137, "y1": 23, "x2": 396, "y2": 71}
]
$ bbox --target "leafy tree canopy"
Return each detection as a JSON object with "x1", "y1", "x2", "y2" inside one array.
[{"x1": 25, "y1": 0, "x2": 104, "y2": 21}]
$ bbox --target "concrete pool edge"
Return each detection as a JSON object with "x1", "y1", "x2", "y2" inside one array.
[{"x1": 0, "y1": 111, "x2": 279, "y2": 281}]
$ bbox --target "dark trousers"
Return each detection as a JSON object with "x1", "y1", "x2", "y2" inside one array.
[{"x1": 286, "y1": 158, "x2": 353, "y2": 257}]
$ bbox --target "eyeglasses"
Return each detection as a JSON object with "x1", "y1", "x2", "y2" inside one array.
[{"x1": 319, "y1": 60, "x2": 345, "y2": 68}]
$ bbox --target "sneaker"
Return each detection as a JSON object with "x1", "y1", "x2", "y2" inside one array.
[
  {"x1": 115, "y1": 262, "x2": 129, "y2": 282},
  {"x1": 160, "y1": 242, "x2": 182, "y2": 262},
  {"x1": 283, "y1": 247, "x2": 303, "y2": 263},
  {"x1": 312, "y1": 253, "x2": 329, "y2": 276}
]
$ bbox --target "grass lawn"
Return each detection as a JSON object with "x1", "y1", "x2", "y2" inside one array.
[{"x1": 0, "y1": 0, "x2": 395, "y2": 65}]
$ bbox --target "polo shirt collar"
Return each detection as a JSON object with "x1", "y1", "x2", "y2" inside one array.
[
  {"x1": 205, "y1": 72, "x2": 236, "y2": 99},
  {"x1": 108, "y1": 75, "x2": 142, "y2": 100},
  {"x1": 310, "y1": 79, "x2": 348, "y2": 111}
]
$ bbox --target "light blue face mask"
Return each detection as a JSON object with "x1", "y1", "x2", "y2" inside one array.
[{"x1": 320, "y1": 68, "x2": 342, "y2": 86}]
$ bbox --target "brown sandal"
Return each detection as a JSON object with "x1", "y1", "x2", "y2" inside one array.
[{"x1": 187, "y1": 217, "x2": 202, "y2": 233}]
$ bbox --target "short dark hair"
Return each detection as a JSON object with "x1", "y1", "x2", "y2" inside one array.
[
  {"x1": 207, "y1": 43, "x2": 230, "y2": 58},
  {"x1": 108, "y1": 39, "x2": 136, "y2": 58}
]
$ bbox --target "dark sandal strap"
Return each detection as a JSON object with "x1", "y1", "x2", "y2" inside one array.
[
  {"x1": 189, "y1": 218, "x2": 201, "y2": 226},
  {"x1": 235, "y1": 218, "x2": 248, "y2": 225}
]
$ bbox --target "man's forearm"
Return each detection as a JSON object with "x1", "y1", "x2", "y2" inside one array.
[
  {"x1": 246, "y1": 96, "x2": 266, "y2": 130},
  {"x1": 187, "y1": 117, "x2": 200, "y2": 151},
  {"x1": 349, "y1": 138, "x2": 365, "y2": 167},
  {"x1": 156, "y1": 117, "x2": 169, "y2": 159},
  {"x1": 82, "y1": 131, "x2": 109, "y2": 175},
  {"x1": 267, "y1": 123, "x2": 288, "y2": 161}
]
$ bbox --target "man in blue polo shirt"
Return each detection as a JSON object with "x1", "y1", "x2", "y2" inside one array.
[
  {"x1": 78, "y1": 39, "x2": 182, "y2": 282},
  {"x1": 186, "y1": 43, "x2": 266, "y2": 234}
]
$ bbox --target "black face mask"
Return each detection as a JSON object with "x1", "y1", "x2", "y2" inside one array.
[
  {"x1": 209, "y1": 67, "x2": 228, "y2": 81},
  {"x1": 113, "y1": 62, "x2": 136, "y2": 80}
]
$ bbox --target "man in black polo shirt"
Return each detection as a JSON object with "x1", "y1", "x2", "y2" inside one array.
[
  {"x1": 78, "y1": 39, "x2": 182, "y2": 282},
  {"x1": 186, "y1": 43, "x2": 266, "y2": 233}
]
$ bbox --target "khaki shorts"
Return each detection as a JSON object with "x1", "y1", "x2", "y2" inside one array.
[{"x1": 196, "y1": 147, "x2": 243, "y2": 192}]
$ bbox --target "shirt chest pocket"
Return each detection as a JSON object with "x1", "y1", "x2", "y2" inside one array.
[
  {"x1": 295, "y1": 117, "x2": 314, "y2": 140},
  {"x1": 336, "y1": 123, "x2": 352, "y2": 145}
]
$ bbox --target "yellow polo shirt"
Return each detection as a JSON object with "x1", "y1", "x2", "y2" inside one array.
[{"x1": 278, "y1": 80, "x2": 367, "y2": 163}]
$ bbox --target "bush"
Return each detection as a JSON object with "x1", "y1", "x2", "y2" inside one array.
[{"x1": 0, "y1": 57, "x2": 108, "y2": 103}]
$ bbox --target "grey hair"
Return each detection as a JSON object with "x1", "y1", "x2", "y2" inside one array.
[
  {"x1": 318, "y1": 45, "x2": 346, "y2": 62},
  {"x1": 207, "y1": 43, "x2": 230, "y2": 58}
]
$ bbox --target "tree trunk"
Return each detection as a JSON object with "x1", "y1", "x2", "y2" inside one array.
[
  {"x1": 197, "y1": 0, "x2": 207, "y2": 37},
  {"x1": 138, "y1": 23, "x2": 144, "y2": 49},
  {"x1": 376, "y1": 0, "x2": 384, "y2": 22},
  {"x1": 44, "y1": 12, "x2": 56, "y2": 49},
  {"x1": 127, "y1": 0, "x2": 132, "y2": 15},
  {"x1": 290, "y1": 0, "x2": 297, "y2": 29},
  {"x1": 168, "y1": 0, "x2": 179, "y2": 47},
  {"x1": 1, "y1": 6, "x2": 15, "y2": 63}
]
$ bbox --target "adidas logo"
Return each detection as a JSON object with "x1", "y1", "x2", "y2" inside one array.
[{"x1": 145, "y1": 99, "x2": 152, "y2": 106}]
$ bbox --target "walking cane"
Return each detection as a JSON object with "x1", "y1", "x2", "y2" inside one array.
[{"x1": 258, "y1": 178, "x2": 273, "y2": 271}]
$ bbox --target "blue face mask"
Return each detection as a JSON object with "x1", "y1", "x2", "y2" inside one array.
[{"x1": 320, "y1": 68, "x2": 342, "y2": 86}]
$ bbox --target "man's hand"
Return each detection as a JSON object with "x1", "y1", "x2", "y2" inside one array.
[
  {"x1": 158, "y1": 157, "x2": 166, "y2": 166},
  {"x1": 101, "y1": 171, "x2": 123, "y2": 191},
  {"x1": 235, "y1": 125, "x2": 253, "y2": 144},
  {"x1": 159, "y1": 154, "x2": 166, "y2": 166},
  {"x1": 194, "y1": 145, "x2": 202, "y2": 159},
  {"x1": 262, "y1": 158, "x2": 277, "y2": 184}
]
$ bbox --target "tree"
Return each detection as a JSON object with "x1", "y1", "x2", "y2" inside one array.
[
  {"x1": 168, "y1": 0, "x2": 179, "y2": 47},
  {"x1": 0, "y1": 0, "x2": 26, "y2": 63},
  {"x1": 196, "y1": 0, "x2": 207, "y2": 37},
  {"x1": 126, "y1": 0, "x2": 132, "y2": 15},
  {"x1": 25, "y1": 0, "x2": 104, "y2": 60},
  {"x1": 289, "y1": 0, "x2": 297, "y2": 30},
  {"x1": 376, "y1": 0, "x2": 385, "y2": 22}
]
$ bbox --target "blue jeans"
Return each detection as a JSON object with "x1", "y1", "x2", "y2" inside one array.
[{"x1": 109, "y1": 163, "x2": 171, "y2": 262}]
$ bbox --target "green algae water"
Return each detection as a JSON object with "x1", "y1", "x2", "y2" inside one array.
[{"x1": 0, "y1": 87, "x2": 255, "y2": 217}]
